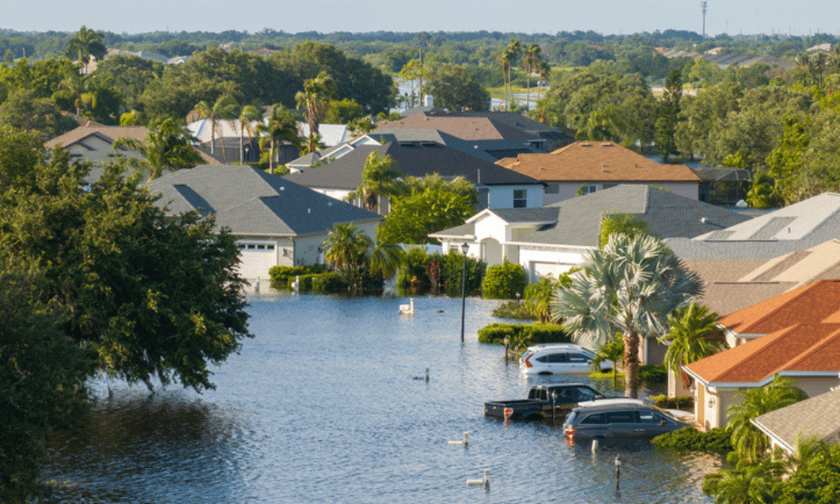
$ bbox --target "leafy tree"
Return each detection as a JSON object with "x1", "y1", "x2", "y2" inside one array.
[
  {"x1": 347, "y1": 151, "x2": 403, "y2": 212},
  {"x1": 661, "y1": 302, "x2": 725, "y2": 388},
  {"x1": 326, "y1": 97, "x2": 364, "y2": 124},
  {"x1": 0, "y1": 131, "x2": 251, "y2": 392},
  {"x1": 482, "y1": 259, "x2": 528, "y2": 299},
  {"x1": 726, "y1": 375, "x2": 808, "y2": 463},
  {"x1": 552, "y1": 234, "x2": 702, "y2": 398},
  {"x1": 0, "y1": 88, "x2": 77, "y2": 138},
  {"x1": 426, "y1": 64, "x2": 490, "y2": 111},
  {"x1": 523, "y1": 42, "x2": 542, "y2": 108},
  {"x1": 744, "y1": 173, "x2": 778, "y2": 209},
  {"x1": 598, "y1": 212, "x2": 654, "y2": 248},
  {"x1": 592, "y1": 334, "x2": 624, "y2": 386},
  {"x1": 295, "y1": 71, "x2": 337, "y2": 154},
  {"x1": 95, "y1": 54, "x2": 164, "y2": 112},
  {"x1": 65, "y1": 25, "x2": 106, "y2": 74},
  {"x1": 238, "y1": 104, "x2": 262, "y2": 165},
  {"x1": 53, "y1": 71, "x2": 96, "y2": 116},
  {"x1": 398, "y1": 58, "x2": 426, "y2": 107},
  {"x1": 523, "y1": 275, "x2": 569, "y2": 323},
  {"x1": 322, "y1": 223, "x2": 373, "y2": 271},
  {"x1": 655, "y1": 68, "x2": 683, "y2": 162},
  {"x1": 256, "y1": 103, "x2": 302, "y2": 174},
  {"x1": 193, "y1": 93, "x2": 239, "y2": 157},
  {"x1": 377, "y1": 174, "x2": 477, "y2": 244},
  {"x1": 368, "y1": 238, "x2": 404, "y2": 280},
  {"x1": 113, "y1": 116, "x2": 202, "y2": 180}
]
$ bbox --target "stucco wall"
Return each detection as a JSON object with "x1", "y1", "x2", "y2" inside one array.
[{"x1": 487, "y1": 185, "x2": 545, "y2": 209}]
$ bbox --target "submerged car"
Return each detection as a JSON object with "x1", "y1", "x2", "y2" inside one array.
[
  {"x1": 519, "y1": 343, "x2": 611, "y2": 375},
  {"x1": 562, "y1": 398, "x2": 692, "y2": 440}
]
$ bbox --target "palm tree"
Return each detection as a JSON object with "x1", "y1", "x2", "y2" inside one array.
[
  {"x1": 551, "y1": 234, "x2": 702, "y2": 398},
  {"x1": 727, "y1": 375, "x2": 808, "y2": 463},
  {"x1": 349, "y1": 152, "x2": 403, "y2": 213},
  {"x1": 523, "y1": 43, "x2": 542, "y2": 111},
  {"x1": 255, "y1": 104, "x2": 301, "y2": 175},
  {"x1": 368, "y1": 239, "x2": 404, "y2": 280},
  {"x1": 499, "y1": 39, "x2": 521, "y2": 107},
  {"x1": 55, "y1": 72, "x2": 96, "y2": 117},
  {"x1": 795, "y1": 53, "x2": 812, "y2": 86},
  {"x1": 238, "y1": 105, "x2": 262, "y2": 165},
  {"x1": 193, "y1": 94, "x2": 239, "y2": 157},
  {"x1": 745, "y1": 173, "x2": 777, "y2": 209},
  {"x1": 322, "y1": 223, "x2": 373, "y2": 271},
  {"x1": 295, "y1": 71, "x2": 337, "y2": 154},
  {"x1": 65, "y1": 25, "x2": 106, "y2": 74},
  {"x1": 661, "y1": 302, "x2": 725, "y2": 389},
  {"x1": 113, "y1": 116, "x2": 202, "y2": 180}
]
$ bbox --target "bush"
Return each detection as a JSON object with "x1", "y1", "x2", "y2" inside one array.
[
  {"x1": 650, "y1": 394, "x2": 695, "y2": 410},
  {"x1": 397, "y1": 247, "x2": 485, "y2": 296},
  {"x1": 639, "y1": 364, "x2": 667, "y2": 384},
  {"x1": 652, "y1": 427, "x2": 733, "y2": 454},
  {"x1": 311, "y1": 272, "x2": 348, "y2": 294},
  {"x1": 289, "y1": 273, "x2": 321, "y2": 292},
  {"x1": 478, "y1": 322, "x2": 571, "y2": 345},
  {"x1": 492, "y1": 300, "x2": 535, "y2": 320},
  {"x1": 482, "y1": 259, "x2": 528, "y2": 299},
  {"x1": 269, "y1": 264, "x2": 326, "y2": 290}
]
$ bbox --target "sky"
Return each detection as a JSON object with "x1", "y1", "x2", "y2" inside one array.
[{"x1": 2, "y1": 0, "x2": 836, "y2": 37}]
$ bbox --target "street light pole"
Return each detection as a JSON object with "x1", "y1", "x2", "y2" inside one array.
[{"x1": 460, "y1": 242, "x2": 469, "y2": 343}]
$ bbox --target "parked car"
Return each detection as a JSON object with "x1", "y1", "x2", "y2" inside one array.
[
  {"x1": 519, "y1": 343, "x2": 611, "y2": 375},
  {"x1": 484, "y1": 383, "x2": 607, "y2": 422},
  {"x1": 562, "y1": 398, "x2": 692, "y2": 440}
]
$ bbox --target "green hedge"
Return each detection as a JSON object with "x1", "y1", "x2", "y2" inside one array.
[
  {"x1": 652, "y1": 427, "x2": 733, "y2": 454},
  {"x1": 268, "y1": 265, "x2": 327, "y2": 290},
  {"x1": 481, "y1": 259, "x2": 528, "y2": 299},
  {"x1": 312, "y1": 272, "x2": 348, "y2": 294},
  {"x1": 639, "y1": 364, "x2": 667, "y2": 384},
  {"x1": 650, "y1": 394, "x2": 695, "y2": 410},
  {"x1": 478, "y1": 322, "x2": 571, "y2": 345}
]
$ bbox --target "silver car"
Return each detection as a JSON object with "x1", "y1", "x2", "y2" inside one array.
[{"x1": 562, "y1": 398, "x2": 691, "y2": 439}]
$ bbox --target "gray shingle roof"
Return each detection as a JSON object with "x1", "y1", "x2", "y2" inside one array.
[
  {"x1": 752, "y1": 387, "x2": 840, "y2": 453},
  {"x1": 148, "y1": 165, "x2": 382, "y2": 237},
  {"x1": 283, "y1": 142, "x2": 542, "y2": 190}
]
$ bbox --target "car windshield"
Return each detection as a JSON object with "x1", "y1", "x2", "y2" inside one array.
[{"x1": 565, "y1": 411, "x2": 578, "y2": 426}]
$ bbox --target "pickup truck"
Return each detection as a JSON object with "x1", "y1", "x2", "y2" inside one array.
[{"x1": 484, "y1": 383, "x2": 606, "y2": 422}]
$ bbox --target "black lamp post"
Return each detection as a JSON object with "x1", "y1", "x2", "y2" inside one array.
[{"x1": 460, "y1": 242, "x2": 469, "y2": 343}]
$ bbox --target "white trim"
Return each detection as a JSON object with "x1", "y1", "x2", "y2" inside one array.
[
  {"x1": 683, "y1": 366, "x2": 840, "y2": 389},
  {"x1": 751, "y1": 418, "x2": 795, "y2": 454}
]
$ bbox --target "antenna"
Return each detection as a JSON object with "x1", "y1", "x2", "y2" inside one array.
[{"x1": 701, "y1": 1, "x2": 708, "y2": 39}]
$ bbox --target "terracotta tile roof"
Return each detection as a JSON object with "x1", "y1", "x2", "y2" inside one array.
[
  {"x1": 719, "y1": 280, "x2": 840, "y2": 335},
  {"x1": 376, "y1": 114, "x2": 535, "y2": 143},
  {"x1": 497, "y1": 142, "x2": 701, "y2": 183},
  {"x1": 685, "y1": 323, "x2": 840, "y2": 385}
]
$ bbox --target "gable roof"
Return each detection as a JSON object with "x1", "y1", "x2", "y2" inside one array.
[
  {"x1": 45, "y1": 125, "x2": 149, "y2": 149},
  {"x1": 282, "y1": 142, "x2": 542, "y2": 190},
  {"x1": 508, "y1": 184, "x2": 750, "y2": 248},
  {"x1": 684, "y1": 321, "x2": 840, "y2": 386},
  {"x1": 376, "y1": 113, "x2": 539, "y2": 143},
  {"x1": 497, "y1": 141, "x2": 701, "y2": 183},
  {"x1": 752, "y1": 387, "x2": 840, "y2": 454},
  {"x1": 147, "y1": 165, "x2": 381, "y2": 237}
]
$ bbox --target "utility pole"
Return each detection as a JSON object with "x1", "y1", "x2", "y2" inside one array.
[{"x1": 701, "y1": 1, "x2": 708, "y2": 39}]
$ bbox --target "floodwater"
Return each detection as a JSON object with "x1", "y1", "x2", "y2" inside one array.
[{"x1": 43, "y1": 294, "x2": 719, "y2": 503}]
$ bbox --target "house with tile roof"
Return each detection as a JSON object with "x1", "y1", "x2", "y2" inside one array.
[
  {"x1": 496, "y1": 141, "x2": 702, "y2": 205},
  {"x1": 147, "y1": 165, "x2": 383, "y2": 284},
  {"x1": 283, "y1": 141, "x2": 545, "y2": 214},
  {"x1": 45, "y1": 124, "x2": 220, "y2": 182},
  {"x1": 751, "y1": 386, "x2": 840, "y2": 455},
  {"x1": 683, "y1": 280, "x2": 840, "y2": 430}
]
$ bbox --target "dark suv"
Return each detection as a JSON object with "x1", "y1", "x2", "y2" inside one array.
[{"x1": 562, "y1": 398, "x2": 691, "y2": 439}]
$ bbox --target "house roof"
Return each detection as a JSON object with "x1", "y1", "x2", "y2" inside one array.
[
  {"x1": 147, "y1": 165, "x2": 382, "y2": 237},
  {"x1": 371, "y1": 128, "x2": 539, "y2": 162},
  {"x1": 507, "y1": 184, "x2": 750, "y2": 248},
  {"x1": 376, "y1": 113, "x2": 539, "y2": 143},
  {"x1": 45, "y1": 125, "x2": 149, "y2": 149},
  {"x1": 497, "y1": 141, "x2": 701, "y2": 183},
  {"x1": 752, "y1": 387, "x2": 840, "y2": 454},
  {"x1": 666, "y1": 193, "x2": 840, "y2": 261},
  {"x1": 718, "y1": 280, "x2": 840, "y2": 336},
  {"x1": 282, "y1": 142, "x2": 543, "y2": 190},
  {"x1": 685, "y1": 322, "x2": 840, "y2": 386}
]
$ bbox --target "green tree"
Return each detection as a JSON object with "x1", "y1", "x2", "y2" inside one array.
[
  {"x1": 398, "y1": 58, "x2": 426, "y2": 108},
  {"x1": 65, "y1": 25, "x2": 106, "y2": 74},
  {"x1": 482, "y1": 259, "x2": 528, "y2": 299},
  {"x1": 552, "y1": 234, "x2": 702, "y2": 398},
  {"x1": 592, "y1": 334, "x2": 624, "y2": 386},
  {"x1": 295, "y1": 71, "x2": 337, "y2": 154},
  {"x1": 347, "y1": 151, "x2": 403, "y2": 213},
  {"x1": 256, "y1": 103, "x2": 302, "y2": 174},
  {"x1": 655, "y1": 68, "x2": 683, "y2": 162},
  {"x1": 322, "y1": 223, "x2": 373, "y2": 271},
  {"x1": 368, "y1": 238, "x2": 404, "y2": 280},
  {"x1": 326, "y1": 97, "x2": 364, "y2": 124},
  {"x1": 0, "y1": 88, "x2": 77, "y2": 138},
  {"x1": 598, "y1": 212, "x2": 654, "y2": 248},
  {"x1": 765, "y1": 115, "x2": 810, "y2": 205},
  {"x1": 113, "y1": 116, "x2": 202, "y2": 180},
  {"x1": 426, "y1": 64, "x2": 490, "y2": 111},
  {"x1": 238, "y1": 104, "x2": 262, "y2": 165},
  {"x1": 377, "y1": 174, "x2": 477, "y2": 244},
  {"x1": 523, "y1": 42, "x2": 542, "y2": 109},
  {"x1": 53, "y1": 71, "x2": 96, "y2": 116},
  {"x1": 744, "y1": 173, "x2": 778, "y2": 209},
  {"x1": 193, "y1": 93, "x2": 239, "y2": 157},
  {"x1": 661, "y1": 302, "x2": 725, "y2": 388}
]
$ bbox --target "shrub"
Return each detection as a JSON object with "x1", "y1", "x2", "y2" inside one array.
[
  {"x1": 478, "y1": 322, "x2": 571, "y2": 345},
  {"x1": 312, "y1": 272, "x2": 348, "y2": 294},
  {"x1": 397, "y1": 248, "x2": 485, "y2": 296},
  {"x1": 482, "y1": 259, "x2": 527, "y2": 299},
  {"x1": 650, "y1": 394, "x2": 695, "y2": 410},
  {"x1": 269, "y1": 264, "x2": 327, "y2": 290},
  {"x1": 639, "y1": 364, "x2": 667, "y2": 384},
  {"x1": 492, "y1": 300, "x2": 535, "y2": 320},
  {"x1": 652, "y1": 427, "x2": 733, "y2": 454},
  {"x1": 289, "y1": 273, "x2": 321, "y2": 292},
  {"x1": 478, "y1": 323, "x2": 518, "y2": 345}
]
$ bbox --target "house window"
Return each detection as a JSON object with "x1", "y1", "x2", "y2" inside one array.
[
  {"x1": 545, "y1": 184, "x2": 560, "y2": 194},
  {"x1": 602, "y1": 184, "x2": 617, "y2": 190},
  {"x1": 513, "y1": 189, "x2": 527, "y2": 208},
  {"x1": 578, "y1": 184, "x2": 597, "y2": 196}
]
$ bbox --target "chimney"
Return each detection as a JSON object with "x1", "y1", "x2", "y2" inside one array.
[{"x1": 424, "y1": 95, "x2": 434, "y2": 107}]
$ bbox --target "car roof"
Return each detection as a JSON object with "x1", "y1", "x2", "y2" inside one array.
[
  {"x1": 526, "y1": 343, "x2": 587, "y2": 352},
  {"x1": 535, "y1": 383, "x2": 589, "y2": 388},
  {"x1": 575, "y1": 398, "x2": 649, "y2": 408}
]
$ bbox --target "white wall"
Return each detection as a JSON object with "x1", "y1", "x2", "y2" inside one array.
[{"x1": 486, "y1": 185, "x2": 545, "y2": 209}]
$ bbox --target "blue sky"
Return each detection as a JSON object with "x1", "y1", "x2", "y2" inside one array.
[{"x1": 3, "y1": 0, "x2": 835, "y2": 37}]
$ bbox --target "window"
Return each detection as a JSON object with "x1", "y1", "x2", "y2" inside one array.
[
  {"x1": 567, "y1": 353, "x2": 590, "y2": 363},
  {"x1": 581, "y1": 413, "x2": 606, "y2": 425},
  {"x1": 536, "y1": 353, "x2": 565, "y2": 363},
  {"x1": 579, "y1": 184, "x2": 597, "y2": 196},
  {"x1": 605, "y1": 411, "x2": 636, "y2": 424},
  {"x1": 513, "y1": 189, "x2": 527, "y2": 208},
  {"x1": 602, "y1": 183, "x2": 617, "y2": 190}
]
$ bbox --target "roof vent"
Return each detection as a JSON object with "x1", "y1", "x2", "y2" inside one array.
[
  {"x1": 581, "y1": 143, "x2": 592, "y2": 147},
  {"x1": 601, "y1": 143, "x2": 613, "y2": 147}
]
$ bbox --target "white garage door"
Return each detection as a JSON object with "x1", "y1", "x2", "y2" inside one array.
[
  {"x1": 529, "y1": 261, "x2": 573, "y2": 282},
  {"x1": 238, "y1": 243, "x2": 279, "y2": 280}
]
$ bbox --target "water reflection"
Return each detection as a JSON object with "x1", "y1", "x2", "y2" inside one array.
[{"x1": 42, "y1": 294, "x2": 718, "y2": 503}]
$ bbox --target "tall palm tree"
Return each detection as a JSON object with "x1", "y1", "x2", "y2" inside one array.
[
  {"x1": 350, "y1": 151, "x2": 403, "y2": 213},
  {"x1": 255, "y1": 103, "x2": 301, "y2": 175},
  {"x1": 523, "y1": 43, "x2": 542, "y2": 111},
  {"x1": 295, "y1": 71, "x2": 337, "y2": 154},
  {"x1": 55, "y1": 72, "x2": 96, "y2": 116},
  {"x1": 65, "y1": 25, "x2": 106, "y2": 74},
  {"x1": 662, "y1": 301, "x2": 725, "y2": 389},
  {"x1": 795, "y1": 53, "x2": 812, "y2": 86},
  {"x1": 238, "y1": 105, "x2": 261, "y2": 165},
  {"x1": 193, "y1": 94, "x2": 239, "y2": 157},
  {"x1": 368, "y1": 239, "x2": 404, "y2": 280},
  {"x1": 551, "y1": 234, "x2": 702, "y2": 398},
  {"x1": 113, "y1": 116, "x2": 202, "y2": 180},
  {"x1": 322, "y1": 223, "x2": 373, "y2": 271},
  {"x1": 727, "y1": 375, "x2": 808, "y2": 463},
  {"x1": 504, "y1": 39, "x2": 521, "y2": 107}
]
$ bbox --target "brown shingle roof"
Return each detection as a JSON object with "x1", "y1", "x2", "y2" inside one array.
[
  {"x1": 376, "y1": 114, "x2": 535, "y2": 143},
  {"x1": 497, "y1": 141, "x2": 701, "y2": 183},
  {"x1": 45, "y1": 125, "x2": 149, "y2": 149}
]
